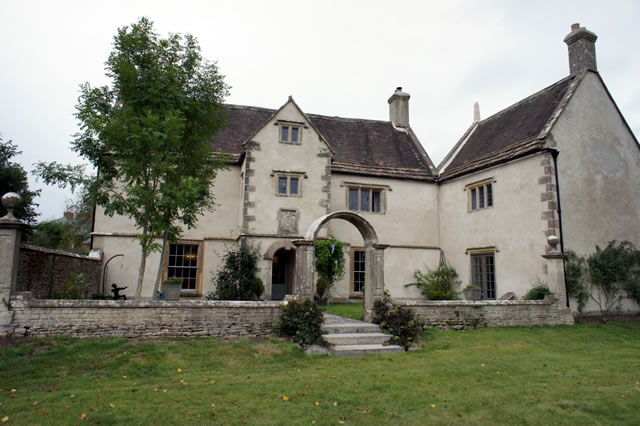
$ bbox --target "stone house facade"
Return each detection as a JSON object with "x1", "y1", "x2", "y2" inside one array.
[{"x1": 92, "y1": 24, "x2": 639, "y2": 314}]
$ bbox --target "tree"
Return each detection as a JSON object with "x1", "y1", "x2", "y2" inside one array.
[
  {"x1": 0, "y1": 135, "x2": 39, "y2": 225},
  {"x1": 207, "y1": 243, "x2": 263, "y2": 301},
  {"x1": 315, "y1": 235, "x2": 346, "y2": 299},
  {"x1": 34, "y1": 18, "x2": 229, "y2": 299}
]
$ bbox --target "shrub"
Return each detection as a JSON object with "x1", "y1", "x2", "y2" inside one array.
[
  {"x1": 52, "y1": 272, "x2": 90, "y2": 299},
  {"x1": 565, "y1": 250, "x2": 589, "y2": 312},
  {"x1": 405, "y1": 265, "x2": 460, "y2": 300},
  {"x1": 276, "y1": 299, "x2": 324, "y2": 348},
  {"x1": 565, "y1": 241, "x2": 640, "y2": 315},
  {"x1": 372, "y1": 293, "x2": 422, "y2": 351},
  {"x1": 207, "y1": 242, "x2": 261, "y2": 300},
  {"x1": 523, "y1": 279, "x2": 554, "y2": 300}
]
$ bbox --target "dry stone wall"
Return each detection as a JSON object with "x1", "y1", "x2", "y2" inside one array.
[
  {"x1": 396, "y1": 297, "x2": 574, "y2": 329},
  {"x1": 9, "y1": 293, "x2": 282, "y2": 338}
]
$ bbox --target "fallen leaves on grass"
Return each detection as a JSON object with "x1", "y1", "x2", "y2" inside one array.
[
  {"x1": 282, "y1": 395, "x2": 289, "y2": 401},
  {"x1": 2, "y1": 417, "x2": 8, "y2": 423},
  {"x1": 110, "y1": 403, "x2": 116, "y2": 408}
]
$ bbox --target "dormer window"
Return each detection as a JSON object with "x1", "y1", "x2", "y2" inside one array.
[{"x1": 280, "y1": 124, "x2": 301, "y2": 144}]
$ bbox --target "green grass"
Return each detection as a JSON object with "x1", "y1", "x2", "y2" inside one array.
[
  {"x1": 1, "y1": 323, "x2": 639, "y2": 424},
  {"x1": 322, "y1": 302, "x2": 365, "y2": 320}
]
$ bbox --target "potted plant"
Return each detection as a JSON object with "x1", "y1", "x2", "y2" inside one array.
[
  {"x1": 463, "y1": 285, "x2": 482, "y2": 301},
  {"x1": 162, "y1": 277, "x2": 183, "y2": 301}
]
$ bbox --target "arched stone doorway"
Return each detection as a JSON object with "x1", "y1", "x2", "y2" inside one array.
[
  {"x1": 293, "y1": 211, "x2": 387, "y2": 320},
  {"x1": 263, "y1": 240, "x2": 296, "y2": 300}
]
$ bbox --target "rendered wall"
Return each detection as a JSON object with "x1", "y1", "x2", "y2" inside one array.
[
  {"x1": 438, "y1": 154, "x2": 562, "y2": 299},
  {"x1": 551, "y1": 71, "x2": 640, "y2": 313},
  {"x1": 328, "y1": 173, "x2": 440, "y2": 299}
]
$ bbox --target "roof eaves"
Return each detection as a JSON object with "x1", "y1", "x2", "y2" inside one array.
[
  {"x1": 438, "y1": 137, "x2": 545, "y2": 182},
  {"x1": 332, "y1": 161, "x2": 436, "y2": 181}
]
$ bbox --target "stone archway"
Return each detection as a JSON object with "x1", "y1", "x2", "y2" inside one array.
[
  {"x1": 263, "y1": 240, "x2": 296, "y2": 300},
  {"x1": 293, "y1": 211, "x2": 387, "y2": 320}
]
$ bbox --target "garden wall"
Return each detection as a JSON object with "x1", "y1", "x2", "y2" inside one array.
[
  {"x1": 9, "y1": 292, "x2": 282, "y2": 338},
  {"x1": 16, "y1": 245, "x2": 102, "y2": 298},
  {"x1": 396, "y1": 297, "x2": 574, "y2": 329}
]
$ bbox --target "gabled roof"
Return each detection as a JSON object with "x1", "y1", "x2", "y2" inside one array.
[
  {"x1": 213, "y1": 103, "x2": 435, "y2": 180},
  {"x1": 439, "y1": 75, "x2": 577, "y2": 180}
]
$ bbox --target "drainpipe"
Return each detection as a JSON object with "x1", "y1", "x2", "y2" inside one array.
[{"x1": 550, "y1": 149, "x2": 569, "y2": 308}]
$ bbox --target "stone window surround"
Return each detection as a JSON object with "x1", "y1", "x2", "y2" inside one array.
[
  {"x1": 271, "y1": 170, "x2": 307, "y2": 197},
  {"x1": 342, "y1": 181, "x2": 390, "y2": 214},
  {"x1": 275, "y1": 120, "x2": 307, "y2": 145},
  {"x1": 163, "y1": 240, "x2": 205, "y2": 297},
  {"x1": 464, "y1": 177, "x2": 496, "y2": 212}
]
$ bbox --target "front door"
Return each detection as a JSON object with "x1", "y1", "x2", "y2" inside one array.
[{"x1": 272, "y1": 249, "x2": 295, "y2": 300}]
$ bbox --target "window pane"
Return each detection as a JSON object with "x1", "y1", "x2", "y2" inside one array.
[
  {"x1": 360, "y1": 189, "x2": 370, "y2": 212},
  {"x1": 289, "y1": 177, "x2": 299, "y2": 195},
  {"x1": 487, "y1": 184, "x2": 493, "y2": 207},
  {"x1": 281, "y1": 126, "x2": 289, "y2": 142},
  {"x1": 479, "y1": 186, "x2": 485, "y2": 208},
  {"x1": 348, "y1": 189, "x2": 359, "y2": 210},
  {"x1": 291, "y1": 127, "x2": 299, "y2": 143},
  {"x1": 167, "y1": 244, "x2": 199, "y2": 292},
  {"x1": 471, "y1": 188, "x2": 477, "y2": 210},
  {"x1": 354, "y1": 251, "x2": 366, "y2": 293},
  {"x1": 372, "y1": 190, "x2": 381, "y2": 212},
  {"x1": 278, "y1": 177, "x2": 287, "y2": 194}
]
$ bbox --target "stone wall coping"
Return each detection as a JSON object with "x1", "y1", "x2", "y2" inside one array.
[
  {"x1": 14, "y1": 292, "x2": 283, "y2": 309},
  {"x1": 20, "y1": 244, "x2": 102, "y2": 261},
  {"x1": 394, "y1": 297, "x2": 556, "y2": 307}
]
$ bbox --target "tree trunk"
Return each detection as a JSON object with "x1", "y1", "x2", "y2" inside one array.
[
  {"x1": 134, "y1": 225, "x2": 148, "y2": 300},
  {"x1": 152, "y1": 230, "x2": 169, "y2": 299}
]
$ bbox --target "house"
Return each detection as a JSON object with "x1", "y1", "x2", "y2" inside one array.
[{"x1": 91, "y1": 24, "x2": 640, "y2": 314}]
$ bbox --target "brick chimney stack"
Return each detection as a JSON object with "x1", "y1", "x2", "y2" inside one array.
[
  {"x1": 564, "y1": 23, "x2": 598, "y2": 75},
  {"x1": 388, "y1": 87, "x2": 410, "y2": 128}
]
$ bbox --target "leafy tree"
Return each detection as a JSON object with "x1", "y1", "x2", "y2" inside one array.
[
  {"x1": 34, "y1": 18, "x2": 229, "y2": 299},
  {"x1": 207, "y1": 243, "x2": 262, "y2": 300},
  {"x1": 0, "y1": 135, "x2": 39, "y2": 225},
  {"x1": 314, "y1": 235, "x2": 346, "y2": 299}
]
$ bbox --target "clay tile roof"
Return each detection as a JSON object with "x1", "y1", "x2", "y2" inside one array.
[
  {"x1": 445, "y1": 76, "x2": 575, "y2": 172},
  {"x1": 213, "y1": 104, "x2": 434, "y2": 178}
]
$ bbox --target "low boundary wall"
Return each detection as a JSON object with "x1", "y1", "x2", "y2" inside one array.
[
  {"x1": 9, "y1": 293, "x2": 282, "y2": 338},
  {"x1": 395, "y1": 297, "x2": 574, "y2": 329}
]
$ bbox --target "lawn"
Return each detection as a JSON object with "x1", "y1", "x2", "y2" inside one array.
[
  {"x1": 322, "y1": 302, "x2": 365, "y2": 320},
  {"x1": 1, "y1": 323, "x2": 639, "y2": 425}
]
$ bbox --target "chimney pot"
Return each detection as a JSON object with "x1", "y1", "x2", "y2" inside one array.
[{"x1": 571, "y1": 23, "x2": 580, "y2": 31}]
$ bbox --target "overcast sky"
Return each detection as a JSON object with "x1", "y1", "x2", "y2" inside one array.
[{"x1": 1, "y1": 0, "x2": 639, "y2": 221}]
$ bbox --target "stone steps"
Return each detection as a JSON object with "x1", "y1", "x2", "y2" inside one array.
[{"x1": 321, "y1": 313, "x2": 403, "y2": 356}]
